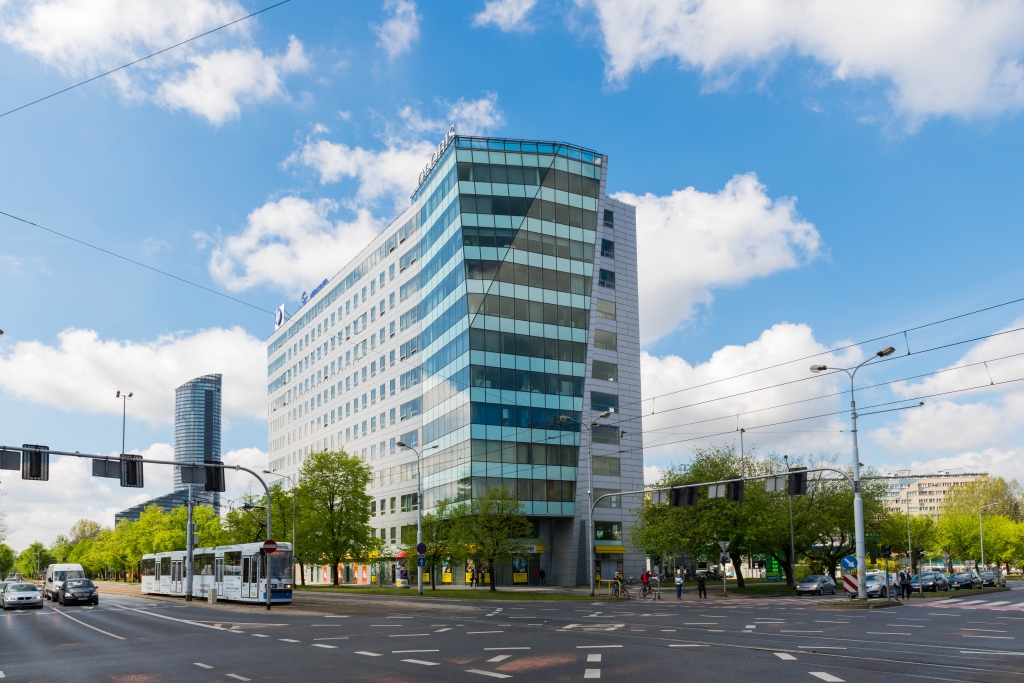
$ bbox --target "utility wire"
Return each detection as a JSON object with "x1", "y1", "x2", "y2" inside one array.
[
  {"x1": 0, "y1": 209, "x2": 272, "y2": 315},
  {"x1": 0, "y1": 0, "x2": 293, "y2": 120}
]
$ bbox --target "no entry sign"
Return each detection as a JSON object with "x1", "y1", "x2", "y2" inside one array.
[{"x1": 263, "y1": 539, "x2": 278, "y2": 554}]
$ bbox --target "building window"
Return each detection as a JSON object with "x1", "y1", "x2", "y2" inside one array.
[
  {"x1": 598, "y1": 269, "x2": 615, "y2": 290},
  {"x1": 603, "y1": 209, "x2": 614, "y2": 228},
  {"x1": 601, "y1": 239, "x2": 614, "y2": 258},
  {"x1": 591, "y1": 392, "x2": 618, "y2": 413},
  {"x1": 593, "y1": 455, "x2": 620, "y2": 477},
  {"x1": 401, "y1": 493, "x2": 419, "y2": 512},
  {"x1": 592, "y1": 360, "x2": 617, "y2": 382},
  {"x1": 594, "y1": 330, "x2": 617, "y2": 351},
  {"x1": 596, "y1": 299, "x2": 616, "y2": 320},
  {"x1": 592, "y1": 424, "x2": 620, "y2": 445},
  {"x1": 400, "y1": 430, "x2": 419, "y2": 449},
  {"x1": 594, "y1": 488, "x2": 621, "y2": 508},
  {"x1": 594, "y1": 521, "x2": 622, "y2": 541}
]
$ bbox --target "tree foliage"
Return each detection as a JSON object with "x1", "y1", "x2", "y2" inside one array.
[{"x1": 453, "y1": 486, "x2": 533, "y2": 592}]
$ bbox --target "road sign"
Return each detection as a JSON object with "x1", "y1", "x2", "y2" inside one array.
[
  {"x1": 417, "y1": 556, "x2": 426, "y2": 567},
  {"x1": 843, "y1": 571, "x2": 858, "y2": 595},
  {"x1": 416, "y1": 542, "x2": 427, "y2": 554},
  {"x1": 720, "y1": 553, "x2": 730, "y2": 563},
  {"x1": 718, "y1": 540, "x2": 730, "y2": 551},
  {"x1": 841, "y1": 555, "x2": 857, "y2": 571},
  {"x1": 263, "y1": 539, "x2": 278, "y2": 554}
]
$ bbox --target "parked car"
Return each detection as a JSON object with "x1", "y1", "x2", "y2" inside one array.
[
  {"x1": 796, "y1": 575, "x2": 837, "y2": 596},
  {"x1": 1, "y1": 582, "x2": 43, "y2": 610},
  {"x1": 978, "y1": 571, "x2": 1005, "y2": 588},
  {"x1": 909, "y1": 572, "x2": 949, "y2": 592},
  {"x1": 44, "y1": 563, "x2": 86, "y2": 601},
  {"x1": 58, "y1": 578, "x2": 99, "y2": 606},
  {"x1": 863, "y1": 573, "x2": 897, "y2": 598},
  {"x1": 948, "y1": 571, "x2": 982, "y2": 590}
]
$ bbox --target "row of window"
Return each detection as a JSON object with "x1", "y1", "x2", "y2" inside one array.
[
  {"x1": 469, "y1": 365, "x2": 585, "y2": 396},
  {"x1": 469, "y1": 403, "x2": 581, "y2": 430},
  {"x1": 469, "y1": 328, "x2": 588, "y2": 364},
  {"x1": 465, "y1": 261, "x2": 593, "y2": 298},
  {"x1": 460, "y1": 194, "x2": 598, "y2": 231},
  {"x1": 470, "y1": 440, "x2": 579, "y2": 467},
  {"x1": 467, "y1": 292, "x2": 590, "y2": 329},
  {"x1": 456, "y1": 162, "x2": 601, "y2": 198},
  {"x1": 462, "y1": 226, "x2": 596, "y2": 262}
]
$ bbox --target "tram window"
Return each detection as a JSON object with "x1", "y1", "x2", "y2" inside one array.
[
  {"x1": 223, "y1": 551, "x2": 242, "y2": 576},
  {"x1": 160, "y1": 558, "x2": 171, "y2": 576},
  {"x1": 141, "y1": 558, "x2": 156, "y2": 576},
  {"x1": 194, "y1": 553, "x2": 215, "y2": 576}
]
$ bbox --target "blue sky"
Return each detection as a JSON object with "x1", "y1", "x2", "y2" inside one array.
[{"x1": 3, "y1": 0, "x2": 1024, "y2": 549}]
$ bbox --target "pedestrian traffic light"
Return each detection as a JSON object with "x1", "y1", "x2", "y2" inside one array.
[
  {"x1": 914, "y1": 547, "x2": 925, "y2": 560},
  {"x1": 881, "y1": 544, "x2": 892, "y2": 558},
  {"x1": 670, "y1": 485, "x2": 698, "y2": 507},
  {"x1": 726, "y1": 478, "x2": 744, "y2": 502},
  {"x1": 21, "y1": 444, "x2": 49, "y2": 481},
  {"x1": 787, "y1": 466, "x2": 807, "y2": 495},
  {"x1": 120, "y1": 454, "x2": 144, "y2": 488}
]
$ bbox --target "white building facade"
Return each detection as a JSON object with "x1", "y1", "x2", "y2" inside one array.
[{"x1": 265, "y1": 135, "x2": 644, "y2": 586}]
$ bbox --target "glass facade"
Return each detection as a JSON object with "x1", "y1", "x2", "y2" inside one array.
[{"x1": 174, "y1": 374, "x2": 222, "y2": 510}]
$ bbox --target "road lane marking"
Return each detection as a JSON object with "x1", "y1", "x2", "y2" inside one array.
[
  {"x1": 252, "y1": 634, "x2": 269, "y2": 637},
  {"x1": 465, "y1": 669, "x2": 512, "y2": 678},
  {"x1": 312, "y1": 644, "x2": 337, "y2": 649},
  {"x1": 669, "y1": 644, "x2": 708, "y2": 647},
  {"x1": 798, "y1": 646, "x2": 846, "y2": 650},
  {"x1": 809, "y1": 674, "x2": 844, "y2": 682},
  {"x1": 280, "y1": 638, "x2": 300, "y2": 642},
  {"x1": 402, "y1": 659, "x2": 439, "y2": 666},
  {"x1": 355, "y1": 651, "x2": 382, "y2": 656},
  {"x1": 391, "y1": 634, "x2": 430, "y2": 637},
  {"x1": 962, "y1": 628, "x2": 1006, "y2": 632},
  {"x1": 960, "y1": 650, "x2": 1024, "y2": 655},
  {"x1": 962, "y1": 635, "x2": 1014, "y2": 639},
  {"x1": 867, "y1": 632, "x2": 910, "y2": 635},
  {"x1": 387, "y1": 616, "x2": 414, "y2": 619},
  {"x1": 193, "y1": 664, "x2": 213, "y2": 669},
  {"x1": 50, "y1": 607, "x2": 125, "y2": 640},
  {"x1": 774, "y1": 653, "x2": 797, "y2": 660},
  {"x1": 394, "y1": 649, "x2": 439, "y2": 653},
  {"x1": 435, "y1": 627, "x2": 452, "y2": 632},
  {"x1": 225, "y1": 676, "x2": 250, "y2": 681},
  {"x1": 487, "y1": 655, "x2": 511, "y2": 662},
  {"x1": 781, "y1": 630, "x2": 822, "y2": 633},
  {"x1": 484, "y1": 647, "x2": 530, "y2": 650},
  {"x1": 323, "y1": 615, "x2": 350, "y2": 618},
  {"x1": 584, "y1": 669, "x2": 601, "y2": 678},
  {"x1": 587, "y1": 654, "x2": 601, "y2": 663},
  {"x1": 576, "y1": 645, "x2": 622, "y2": 649},
  {"x1": 313, "y1": 637, "x2": 349, "y2": 641},
  {"x1": 887, "y1": 624, "x2": 924, "y2": 628},
  {"x1": 468, "y1": 631, "x2": 503, "y2": 634}
]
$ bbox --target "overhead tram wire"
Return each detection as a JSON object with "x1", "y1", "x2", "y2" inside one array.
[{"x1": 0, "y1": 0, "x2": 294, "y2": 120}]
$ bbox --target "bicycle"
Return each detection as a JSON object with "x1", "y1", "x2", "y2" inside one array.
[
  {"x1": 640, "y1": 583, "x2": 655, "y2": 599},
  {"x1": 618, "y1": 584, "x2": 630, "y2": 600}
]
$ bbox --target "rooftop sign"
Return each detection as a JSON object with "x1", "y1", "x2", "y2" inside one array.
[{"x1": 416, "y1": 124, "x2": 456, "y2": 192}]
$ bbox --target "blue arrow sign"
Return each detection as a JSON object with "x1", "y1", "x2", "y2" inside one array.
[
  {"x1": 841, "y1": 555, "x2": 857, "y2": 571},
  {"x1": 417, "y1": 556, "x2": 426, "y2": 567}
]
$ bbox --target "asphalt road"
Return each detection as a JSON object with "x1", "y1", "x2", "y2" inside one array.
[{"x1": 3, "y1": 587, "x2": 1023, "y2": 682}]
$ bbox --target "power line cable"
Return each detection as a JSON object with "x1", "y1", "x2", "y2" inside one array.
[{"x1": 0, "y1": 0, "x2": 293, "y2": 120}]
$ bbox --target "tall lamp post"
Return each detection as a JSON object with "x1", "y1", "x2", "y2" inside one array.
[
  {"x1": 979, "y1": 503, "x2": 998, "y2": 569},
  {"x1": 115, "y1": 390, "x2": 133, "y2": 455},
  {"x1": 265, "y1": 470, "x2": 298, "y2": 584},
  {"x1": 398, "y1": 441, "x2": 437, "y2": 596},
  {"x1": 560, "y1": 410, "x2": 611, "y2": 597},
  {"x1": 811, "y1": 345, "x2": 896, "y2": 601}
]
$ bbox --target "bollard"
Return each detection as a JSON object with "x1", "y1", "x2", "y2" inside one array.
[{"x1": 208, "y1": 587, "x2": 217, "y2": 604}]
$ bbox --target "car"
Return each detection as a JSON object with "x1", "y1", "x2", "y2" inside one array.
[
  {"x1": 909, "y1": 572, "x2": 949, "y2": 592},
  {"x1": 948, "y1": 571, "x2": 982, "y2": 590},
  {"x1": 795, "y1": 575, "x2": 837, "y2": 596},
  {"x1": 44, "y1": 563, "x2": 86, "y2": 601},
  {"x1": 978, "y1": 571, "x2": 1005, "y2": 588},
  {"x1": 863, "y1": 573, "x2": 898, "y2": 598},
  {"x1": 58, "y1": 578, "x2": 99, "y2": 606},
  {"x1": 1, "y1": 582, "x2": 43, "y2": 610}
]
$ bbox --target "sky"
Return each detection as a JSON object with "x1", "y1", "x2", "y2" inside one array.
[{"x1": 3, "y1": 0, "x2": 1024, "y2": 551}]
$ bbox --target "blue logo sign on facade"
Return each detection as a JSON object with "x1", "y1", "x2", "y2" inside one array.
[{"x1": 298, "y1": 278, "x2": 329, "y2": 308}]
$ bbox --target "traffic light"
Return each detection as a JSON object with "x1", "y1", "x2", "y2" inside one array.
[
  {"x1": 914, "y1": 547, "x2": 925, "y2": 560},
  {"x1": 726, "y1": 478, "x2": 744, "y2": 502},
  {"x1": 787, "y1": 466, "x2": 807, "y2": 495},
  {"x1": 1, "y1": 448, "x2": 21, "y2": 471},
  {"x1": 205, "y1": 465, "x2": 225, "y2": 493},
  {"x1": 881, "y1": 544, "x2": 892, "y2": 559},
  {"x1": 120, "y1": 454, "x2": 144, "y2": 488},
  {"x1": 21, "y1": 444, "x2": 49, "y2": 481},
  {"x1": 670, "y1": 485, "x2": 698, "y2": 507}
]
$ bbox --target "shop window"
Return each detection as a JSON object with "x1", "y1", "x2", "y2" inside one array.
[{"x1": 594, "y1": 521, "x2": 622, "y2": 541}]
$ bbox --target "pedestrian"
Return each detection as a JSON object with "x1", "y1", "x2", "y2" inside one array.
[
  {"x1": 696, "y1": 572, "x2": 707, "y2": 599},
  {"x1": 901, "y1": 567, "x2": 911, "y2": 600},
  {"x1": 675, "y1": 571, "x2": 683, "y2": 599},
  {"x1": 539, "y1": 568, "x2": 546, "y2": 586},
  {"x1": 533, "y1": 568, "x2": 539, "y2": 586}
]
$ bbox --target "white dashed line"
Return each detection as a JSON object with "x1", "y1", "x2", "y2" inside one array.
[
  {"x1": 774, "y1": 653, "x2": 797, "y2": 661},
  {"x1": 465, "y1": 669, "x2": 512, "y2": 678},
  {"x1": 402, "y1": 659, "x2": 439, "y2": 666},
  {"x1": 193, "y1": 664, "x2": 213, "y2": 669},
  {"x1": 391, "y1": 633, "x2": 430, "y2": 637},
  {"x1": 468, "y1": 631, "x2": 503, "y2": 634},
  {"x1": 669, "y1": 644, "x2": 708, "y2": 647},
  {"x1": 435, "y1": 627, "x2": 452, "y2": 632},
  {"x1": 487, "y1": 655, "x2": 511, "y2": 662},
  {"x1": 280, "y1": 638, "x2": 300, "y2": 643},
  {"x1": 355, "y1": 651, "x2": 383, "y2": 657},
  {"x1": 252, "y1": 634, "x2": 269, "y2": 638},
  {"x1": 587, "y1": 654, "x2": 601, "y2": 663},
  {"x1": 225, "y1": 675, "x2": 251, "y2": 681},
  {"x1": 584, "y1": 669, "x2": 601, "y2": 678},
  {"x1": 576, "y1": 645, "x2": 622, "y2": 649},
  {"x1": 484, "y1": 647, "x2": 530, "y2": 650},
  {"x1": 809, "y1": 673, "x2": 844, "y2": 682},
  {"x1": 394, "y1": 649, "x2": 439, "y2": 653},
  {"x1": 312, "y1": 644, "x2": 337, "y2": 649}
]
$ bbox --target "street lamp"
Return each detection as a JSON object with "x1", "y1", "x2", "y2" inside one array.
[
  {"x1": 397, "y1": 441, "x2": 437, "y2": 596},
  {"x1": 979, "y1": 502, "x2": 998, "y2": 569},
  {"x1": 264, "y1": 469, "x2": 298, "y2": 584},
  {"x1": 115, "y1": 390, "x2": 133, "y2": 456},
  {"x1": 560, "y1": 410, "x2": 611, "y2": 597},
  {"x1": 811, "y1": 345, "x2": 895, "y2": 601}
]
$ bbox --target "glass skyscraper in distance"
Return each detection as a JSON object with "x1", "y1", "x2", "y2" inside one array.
[
  {"x1": 266, "y1": 136, "x2": 643, "y2": 585},
  {"x1": 174, "y1": 373, "x2": 222, "y2": 511}
]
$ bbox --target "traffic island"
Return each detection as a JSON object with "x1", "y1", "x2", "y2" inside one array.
[{"x1": 817, "y1": 598, "x2": 903, "y2": 610}]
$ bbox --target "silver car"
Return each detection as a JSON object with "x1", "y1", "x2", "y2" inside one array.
[
  {"x1": 2, "y1": 582, "x2": 43, "y2": 610},
  {"x1": 795, "y1": 575, "x2": 837, "y2": 596}
]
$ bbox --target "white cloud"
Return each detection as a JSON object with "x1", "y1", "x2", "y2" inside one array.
[
  {"x1": 372, "y1": 0, "x2": 420, "y2": 59},
  {"x1": 157, "y1": 36, "x2": 310, "y2": 125},
  {"x1": 446, "y1": 92, "x2": 506, "y2": 135},
  {"x1": 0, "y1": 0, "x2": 307, "y2": 124},
  {"x1": 0, "y1": 327, "x2": 266, "y2": 424},
  {"x1": 640, "y1": 323, "x2": 860, "y2": 466},
  {"x1": 614, "y1": 173, "x2": 821, "y2": 345},
  {"x1": 473, "y1": 0, "x2": 538, "y2": 32},
  {"x1": 584, "y1": 0, "x2": 1024, "y2": 126},
  {"x1": 208, "y1": 197, "x2": 383, "y2": 293},
  {"x1": 643, "y1": 464, "x2": 663, "y2": 485},
  {"x1": 0, "y1": 443, "x2": 268, "y2": 550}
]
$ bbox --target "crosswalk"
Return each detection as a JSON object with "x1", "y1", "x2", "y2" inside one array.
[{"x1": 927, "y1": 598, "x2": 1024, "y2": 610}]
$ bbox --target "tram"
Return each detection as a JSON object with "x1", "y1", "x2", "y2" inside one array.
[{"x1": 141, "y1": 542, "x2": 293, "y2": 604}]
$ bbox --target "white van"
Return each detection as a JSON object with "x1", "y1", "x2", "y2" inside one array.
[{"x1": 44, "y1": 563, "x2": 86, "y2": 601}]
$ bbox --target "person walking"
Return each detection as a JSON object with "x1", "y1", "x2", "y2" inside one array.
[
  {"x1": 675, "y1": 571, "x2": 683, "y2": 599},
  {"x1": 539, "y1": 568, "x2": 546, "y2": 586},
  {"x1": 900, "y1": 567, "x2": 911, "y2": 600},
  {"x1": 696, "y1": 572, "x2": 707, "y2": 599},
  {"x1": 533, "y1": 568, "x2": 540, "y2": 586}
]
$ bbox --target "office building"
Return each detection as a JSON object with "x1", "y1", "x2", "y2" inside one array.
[
  {"x1": 265, "y1": 135, "x2": 644, "y2": 585},
  {"x1": 884, "y1": 470, "x2": 986, "y2": 519}
]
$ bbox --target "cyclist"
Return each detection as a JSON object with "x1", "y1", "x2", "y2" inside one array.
[{"x1": 640, "y1": 570, "x2": 652, "y2": 597}]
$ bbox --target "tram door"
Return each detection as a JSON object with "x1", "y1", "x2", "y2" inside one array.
[
  {"x1": 171, "y1": 560, "x2": 183, "y2": 594},
  {"x1": 214, "y1": 557, "x2": 224, "y2": 597},
  {"x1": 242, "y1": 556, "x2": 252, "y2": 599}
]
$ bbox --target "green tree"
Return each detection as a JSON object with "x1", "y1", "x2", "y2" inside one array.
[
  {"x1": 453, "y1": 486, "x2": 532, "y2": 592},
  {"x1": 50, "y1": 534, "x2": 73, "y2": 563},
  {"x1": 943, "y1": 476, "x2": 1023, "y2": 521},
  {"x1": 16, "y1": 542, "x2": 55, "y2": 578},
  {"x1": 879, "y1": 513, "x2": 939, "y2": 570},
  {"x1": 68, "y1": 519, "x2": 104, "y2": 544},
  {"x1": 0, "y1": 544, "x2": 16, "y2": 578},
  {"x1": 405, "y1": 499, "x2": 468, "y2": 590},
  {"x1": 298, "y1": 450, "x2": 373, "y2": 585}
]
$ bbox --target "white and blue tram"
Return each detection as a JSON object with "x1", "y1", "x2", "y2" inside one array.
[{"x1": 142, "y1": 542, "x2": 293, "y2": 604}]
